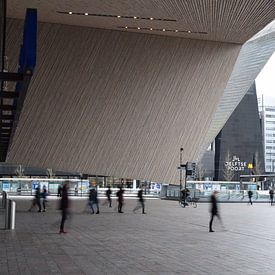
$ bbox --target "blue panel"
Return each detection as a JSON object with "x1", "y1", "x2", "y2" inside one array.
[{"x1": 18, "y1": 8, "x2": 37, "y2": 73}]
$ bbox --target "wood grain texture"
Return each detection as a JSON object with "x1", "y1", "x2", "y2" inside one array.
[
  {"x1": 7, "y1": 0, "x2": 275, "y2": 44},
  {"x1": 5, "y1": 19, "x2": 241, "y2": 183}
]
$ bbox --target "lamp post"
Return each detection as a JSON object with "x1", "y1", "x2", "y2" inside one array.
[{"x1": 180, "y1": 148, "x2": 183, "y2": 191}]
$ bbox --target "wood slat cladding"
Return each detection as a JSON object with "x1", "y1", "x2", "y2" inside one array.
[
  {"x1": 7, "y1": 0, "x2": 275, "y2": 44},
  {"x1": 5, "y1": 19, "x2": 241, "y2": 183}
]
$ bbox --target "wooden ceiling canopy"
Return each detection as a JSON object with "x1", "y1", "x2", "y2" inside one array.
[{"x1": 7, "y1": 0, "x2": 275, "y2": 44}]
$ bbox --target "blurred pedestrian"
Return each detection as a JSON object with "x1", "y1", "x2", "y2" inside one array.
[
  {"x1": 41, "y1": 185, "x2": 48, "y2": 212},
  {"x1": 209, "y1": 190, "x2": 224, "y2": 232},
  {"x1": 103, "y1": 185, "x2": 112, "y2": 207},
  {"x1": 269, "y1": 187, "x2": 274, "y2": 206},
  {"x1": 89, "y1": 188, "x2": 100, "y2": 214},
  {"x1": 116, "y1": 186, "x2": 124, "y2": 213},
  {"x1": 133, "y1": 186, "x2": 146, "y2": 214},
  {"x1": 248, "y1": 190, "x2": 253, "y2": 205},
  {"x1": 28, "y1": 186, "x2": 42, "y2": 212},
  {"x1": 59, "y1": 181, "x2": 70, "y2": 233},
  {"x1": 57, "y1": 184, "x2": 62, "y2": 197}
]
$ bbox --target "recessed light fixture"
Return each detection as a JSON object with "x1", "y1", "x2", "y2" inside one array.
[
  {"x1": 57, "y1": 11, "x2": 176, "y2": 22},
  {"x1": 117, "y1": 26, "x2": 208, "y2": 35}
]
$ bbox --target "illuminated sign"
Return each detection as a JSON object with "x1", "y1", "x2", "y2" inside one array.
[{"x1": 224, "y1": 155, "x2": 247, "y2": 171}]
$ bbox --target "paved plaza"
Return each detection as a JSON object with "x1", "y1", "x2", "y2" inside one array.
[{"x1": 1, "y1": 197, "x2": 275, "y2": 274}]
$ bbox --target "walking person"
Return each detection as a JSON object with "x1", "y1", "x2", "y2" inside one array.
[
  {"x1": 89, "y1": 188, "x2": 100, "y2": 214},
  {"x1": 103, "y1": 185, "x2": 112, "y2": 207},
  {"x1": 116, "y1": 186, "x2": 124, "y2": 213},
  {"x1": 59, "y1": 181, "x2": 70, "y2": 233},
  {"x1": 133, "y1": 186, "x2": 146, "y2": 214},
  {"x1": 57, "y1": 184, "x2": 62, "y2": 197},
  {"x1": 209, "y1": 190, "x2": 224, "y2": 232},
  {"x1": 28, "y1": 186, "x2": 42, "y2": 212},
  {"x1": 248, "y1": 190, "x2": 253, "y2": 205},
  {"x1": 269, "y1": 187, "x2": 274, "y2": 206},
  {"x1": 41, "y1": 185, "x2": 48, "y2": 212}
]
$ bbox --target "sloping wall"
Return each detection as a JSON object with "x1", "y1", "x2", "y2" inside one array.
[{"x1": 5, "y1": 19, "x2": 241, "y2": 183}]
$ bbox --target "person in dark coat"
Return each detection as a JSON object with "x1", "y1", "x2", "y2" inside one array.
[
  {"x1": 89, "y1": 188, "x2": 100, "y2": 214},
  {"x1": 209, "y1": 190, "x2": 223, "y2": 232},
  {"x1": 116, "y1": 186, "x2": 124, "y2": 213},
  {"x1": 269, "y1": 188, "x2": 274, "y2": 206},
  {"x1": 103, "y1": 185, "x2": 112, "y2": 207},
  {"x1": 28, "y1": 187, "x2": 42, "y2": 212},
  {"x1": 59, "y1": 181, "x2": 70, "y2": 233},
  {"x1": 133, "y1": 186, "x2": 146, "y2": 214},
  {"x1": 57, "y1": 184, "x2": 62, "y2": 197},
  {"x1": 248, "y1": 190, "x2": 253, "y2": 205},
  {"x1": 41, "y1": 185, "x2": 48, "y2": 212}
]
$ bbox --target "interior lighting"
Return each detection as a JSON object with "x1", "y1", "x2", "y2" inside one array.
[
  {"x1": 162, "y1": 29, "x2": 166, "y2": 31},
  {"x1": 125, "y1": 26, "x2": 128, "y2": 29},
  {"x1": 134, "y1": 16, "x2": 137, "y2": 19},
  {"x1": 150, "y1": 28, "x2": 153, "y2": 31},
  {"x1": 188, "y1": 30, "x2": 191, "y2": 33},
  {"x1": 84, "y1": 13, "x2": 88, "y2": 16},
  {"x1": 117, "y1": 15, "x2": 121, "y2": 18},
  {"x1": 137, "y1": 27, "x2": 141, "y2": 30},
  {"x1": 150, "y1": 17, "x2": 154, "y2": 20},
  {"x1": 175, "y1": 30, "x2": 178, "y2": 32},
  {"x1": 69, "y1": 12, "x2": 73, "y2": 15}
]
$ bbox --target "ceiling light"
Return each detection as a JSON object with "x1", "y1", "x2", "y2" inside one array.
[
  {"x1": 125, "y1": 26, "x2": 128, "y2": 29},
  {"x1": 84, "y1": 13, "x2": 88, "y2": 16},
  {"x1": 117, "y1": 15, "x2": 121, "y2": 18},
  {"x1": 188, "y1": 30, "x2": 191, "y2": 33},
  {"x1": 150, "y1": 17, "x2": 154, "y2": 20},
  {"x1": 69, "y1": 12, "x2": 73, "y2": 15},
  {"x1": 150, "y1": 28, "x2": 153, "y2": 31},
  {"x1": 162, "y1": 29, "x2": 166, "y2": 31},
  {"x1": 137, "y1": 27, "x2": 141, "y2": 30},
  {"x1": 175, "y1": 30, "x2": 178, "y2": 32},
  {"x1": 134, "y1": 16, "x2": 137, "y2": 19}
]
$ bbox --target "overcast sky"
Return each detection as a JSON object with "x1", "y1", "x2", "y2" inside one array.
[{"x1": 256, "y1": 52, "x2": 275, "y2": 106}]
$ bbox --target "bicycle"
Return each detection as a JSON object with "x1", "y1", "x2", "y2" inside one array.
[{"x1": 179, "y1": 196, "x2": 199, "y2": 208}]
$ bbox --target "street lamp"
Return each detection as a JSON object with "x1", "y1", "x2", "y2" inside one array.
[{"x1": 179, "y1": 148, "x2": 183, "y2": 190}]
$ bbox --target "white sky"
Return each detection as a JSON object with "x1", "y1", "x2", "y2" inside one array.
[{"x1": 256, "y1": 52, "x2": 275, "y2": 106}]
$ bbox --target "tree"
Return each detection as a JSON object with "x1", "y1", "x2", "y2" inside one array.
[
  {"x1": 252, "y1": 151, "x2": 263, "y2": 176},
  {"x1": 196, "y1": 162, "x2": 206, "y2": 180}
]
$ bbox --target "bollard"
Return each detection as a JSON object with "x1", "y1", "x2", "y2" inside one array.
[
  {"x1": 2, "y1": 191, "x2": 7, "y2": 208},
  {"x1": 5, "y1": 199, "x2": 16, "y2": 230}
]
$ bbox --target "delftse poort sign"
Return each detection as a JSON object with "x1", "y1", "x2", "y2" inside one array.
[{"x1": 224, "y1": 155, "x2": 247, "y2": 171}]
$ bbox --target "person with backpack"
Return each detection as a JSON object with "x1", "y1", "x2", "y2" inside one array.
[{"x1": 89, "y1": 187, "x2": 100, "y2": 214}]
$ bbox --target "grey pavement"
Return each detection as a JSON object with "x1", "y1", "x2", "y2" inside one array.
[{"x1": 1, "y1": 197, "x2": 275, "y2": 274}]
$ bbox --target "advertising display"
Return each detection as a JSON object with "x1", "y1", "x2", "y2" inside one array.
[{"x1": 2, "y1": 181, "x2": 10, "y2": 192}]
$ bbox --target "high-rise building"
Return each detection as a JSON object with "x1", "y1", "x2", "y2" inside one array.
[
  {"x1": 259, "y1": 105, "x2": 275, "y2": 172},
  {"x1": 214, "y1": 83, "x2": 264, "y2": 181}
]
